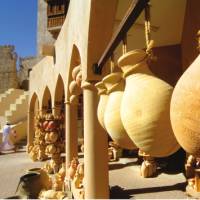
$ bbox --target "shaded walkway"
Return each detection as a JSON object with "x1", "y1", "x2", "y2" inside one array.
[{"x1": 0, "y1": 147, "x2": 190, "y2": 199}]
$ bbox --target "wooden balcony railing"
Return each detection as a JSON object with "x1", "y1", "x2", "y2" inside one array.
[
  {"x1": 93, "y1": 0, "x2": 149, "y2": 75},
  {"x1": 47, "y1": 15, "x2": 65, "y2": 28},
  {"x1": 47, "y1": 4, "x2": 66, "y2": 17}
]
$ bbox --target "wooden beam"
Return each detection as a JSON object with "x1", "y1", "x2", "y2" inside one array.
[{"x1": 93, "y1": 0, "x2": 149, "y2": 74}]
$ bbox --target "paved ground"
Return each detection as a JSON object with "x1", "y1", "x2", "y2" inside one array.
[
  {"x1": 0, "y1": 145, "x2": 43, "y2": 198},
  {"x1": 109, "y1": 157, "x2": 188, "y2": 199},
  {"x1": 0, "y1": 144, "x2": 190, "y2": 199}
]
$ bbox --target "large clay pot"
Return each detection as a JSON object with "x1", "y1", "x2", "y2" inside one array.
[
  {"x1": 170, "y1": 54, "x2": 200, "y2": 156},
  {"x1": 118, "y1": 49, "x2": 180, "y2": 157},
  {"x1": 95, "y1": 81, "x2": 108, "y2": 129},
  {"x1": 103, "y1": 72, "x2": 136, "y2": 149}
]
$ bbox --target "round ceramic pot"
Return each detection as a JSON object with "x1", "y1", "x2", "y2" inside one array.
[
  {"x1": 72, "y1": 65, "x2": 81, "y2": 80},
  {"x1": 103, "y1": 72, "x2": 136, "y2": 149},
  {"x1": 95, "y1": 81, "x2": 108, "y2": 129},
  {"x1": 69, "y1": 80, "x2": 81, "y2": 96},
  {"x1": 171, "y1": 54, "x2": 200, "y2": 156},
  {"x1": 118, "y1": 49, "x2": 180, "y2": 157},
  {"x1": 76, "y1": 71, "x2": 82, "y2": 87}
]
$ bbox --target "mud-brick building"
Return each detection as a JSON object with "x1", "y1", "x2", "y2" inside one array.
[{"x1": 0, "y1": 45, "x2": 18, "y2": 93}]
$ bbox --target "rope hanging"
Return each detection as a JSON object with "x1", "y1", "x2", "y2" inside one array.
[
  {"x1": 197, "y1": 30, "x2": 200, "y2": 52},
  {"x1": 144, "y1": 3, "x2": 154, "y2": 59},
  {"x1": 122, "y1": 35, "x2": 127, "y2": 55},
  {"x1": 110, "y1": 54, "x2": 115, "y2": 73}
]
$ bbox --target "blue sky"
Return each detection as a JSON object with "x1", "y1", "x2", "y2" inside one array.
[{"x1": 0, "y1": 0, "x2": 37, "y2": 58}]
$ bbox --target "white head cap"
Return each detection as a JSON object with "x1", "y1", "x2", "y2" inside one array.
[{"x1": 6, "y1": 121, "x2": 11, "y2": 125}]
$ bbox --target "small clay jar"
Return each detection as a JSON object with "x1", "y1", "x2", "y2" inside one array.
[
  {"x1": 68, "y1": 158, "x2": 79, "y2": 180},
  {"x1": 69, "y1": 80, "x2": 82, "y2": 96},
  {"x1": 72, "y1": 65, "x2": 81, "y2": 80},
  {"x1": 76, "y1": 71, "x2": 82, "y2": 87}
]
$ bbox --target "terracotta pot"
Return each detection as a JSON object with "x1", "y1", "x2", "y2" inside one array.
[
  {"x1": 46, "y1": 114, "x2": 54, "y2": 120},
  {"x1": 69, "y1": 80, "x2": 82, "y2": 96},
  {"x1": 45, "y1": 134, "x2": 50, "y2": 143},
  {"x1": 70, "y1": 95, "x2": 79, "y2": 105},
  {"x1": 47, "y1": 120, "x2": 56, "y2": 131},
  {"x1": 171, "y1": 55, "x2": 200, "y2": 156},
  {"x1": 103, "y1": 72, "x2": 136, "y2": 149},
  {"x1": 72, "y1": 65, "x2": 81, "y2": 80},
  {"x1": 95, "y1": 81, "x2": 108, "y2": 129},
  {"x1": 76, "y1": 71, "x2": 82, "y2": 87},
  {"x1": 58, "y1": 163, "x2": 66, "y2": 178},
  {"x1": 49, "y1": 132, "x2": 58, "y2": 143},
  {"x1": 68, "y1": 158, "x2": 79, "y2": 179},
  {"x1": 43, "y1": 121, "x2": 49, "y2": 130},
  {"x1": 118, "y1": 49, "x2": 179, "y2": 157},
  {"x1": 46, "y1": 144, "x2": 56, "y2": 154}
]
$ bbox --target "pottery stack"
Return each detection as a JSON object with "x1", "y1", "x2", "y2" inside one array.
[
  {"x1": 44, "y1": 114, "x2": 64, "y2": 174},
  {"x1": 28, "y1": 114, "x2": 48, "y2": 161}
]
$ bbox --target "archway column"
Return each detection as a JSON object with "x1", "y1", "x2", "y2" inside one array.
[
  {"x1": 82, "y1": 81, "x2": 109, "y2": 199},
  {"x1": 65, "y1": 100, "x2": 78, "y2": 167}
]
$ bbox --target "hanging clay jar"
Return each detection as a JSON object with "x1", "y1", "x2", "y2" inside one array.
[
  {"x1": 95, "y1": 81, "x2": 108, "y2": 129},
  {"x1": 170, "y1": 54, "x2": 200, "y2": 156},
  {"x1": 47, "y1": 120, "x2": 56, "y2": 131},
  {"x1": 118, "y1": 49, "x2": 180, "y2": 157},
  {"x1": 103, "y1": 72, "x2": 136, "y2": 149}
]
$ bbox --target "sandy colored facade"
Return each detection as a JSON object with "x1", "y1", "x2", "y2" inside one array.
[
  {"x1": 0, "y1": 46, "x2": 18, "y2": 93},
  {"x1": 29, "y1": 0, "x2": 117, "y2": 198},
  {"x1": 28, "y1": 0, "x2": 200, "y2": 198}
]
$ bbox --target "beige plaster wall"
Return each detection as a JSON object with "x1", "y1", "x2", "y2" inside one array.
[
  {"x1": 0, "y1": 46, "x2": 18, "y2": 94},
  {"x1": 29, "y1": 0, "x2": 118, "y2": 106}
]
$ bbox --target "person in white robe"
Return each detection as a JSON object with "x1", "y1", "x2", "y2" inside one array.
[{"x1": 0, "y1": 122, "x2": 17, "y2": 152}]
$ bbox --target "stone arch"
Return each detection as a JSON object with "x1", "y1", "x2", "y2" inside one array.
[
  {"x1": 42, "y1": 86, "x2": 52, "y2": 114},
  {"x1": 67, "y1": 44, "x2": 81, "y2": 97},
  {"x1": 30, "y1": 92, "x2": 40, "y2": 114},
  {"x1": 28, "y1": 92, "x2": 39, "y2": 144},
  {"x1": 68, "y1": 44, "x2": 84, "y2": 140},
  {"x1": 54, "y1": 74, "x2": 65, "y2": 115}
]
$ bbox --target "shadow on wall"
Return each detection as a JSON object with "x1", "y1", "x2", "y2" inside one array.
[{"x1": 149, "y1": 44, "x2": 182, "y2": 87}]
